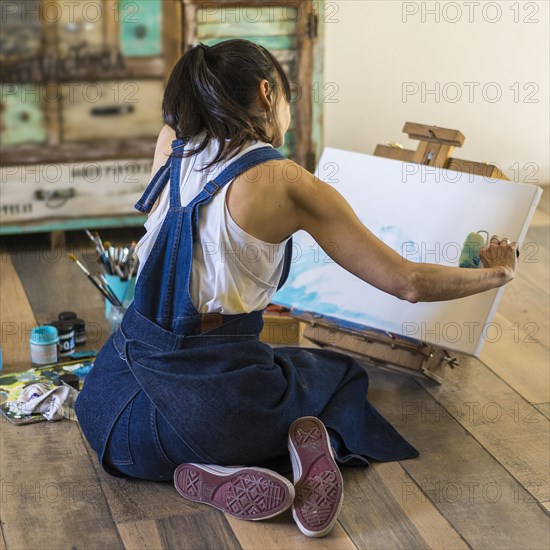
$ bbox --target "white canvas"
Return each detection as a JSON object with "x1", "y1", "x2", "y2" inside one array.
[{"x1": 273, "y1": 147, "x2": 543, "y2": 356}]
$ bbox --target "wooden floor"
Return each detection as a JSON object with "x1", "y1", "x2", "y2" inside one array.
[{"x1": 1, "y1": 188, "x2": 548, "y2": 549}]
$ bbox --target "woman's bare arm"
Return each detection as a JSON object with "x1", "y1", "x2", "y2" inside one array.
[{"x1": 283, "y1": 163, "x2": 515, "y2": 303}]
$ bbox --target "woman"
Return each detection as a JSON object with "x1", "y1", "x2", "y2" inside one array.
[{"x1": 75, "y1": 39, "x2": 518, "y2": 538}]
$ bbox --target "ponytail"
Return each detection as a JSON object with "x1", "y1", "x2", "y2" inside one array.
[{"x1": 162, "y1": 39, "x2": 291, "y2": 171}]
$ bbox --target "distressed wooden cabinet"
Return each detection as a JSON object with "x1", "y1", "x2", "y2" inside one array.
[{"x1": 0, "y1": 0, "x2": 324, "y2": 234}]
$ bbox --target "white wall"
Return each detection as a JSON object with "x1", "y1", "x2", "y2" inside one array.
[{"x1": 323, "y1": 0, "x2": 549, "y2": 185}]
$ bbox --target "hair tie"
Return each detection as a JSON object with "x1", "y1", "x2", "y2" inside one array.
[{"x1": 196, "y1": 43, "x2": 210, "y2": 58}]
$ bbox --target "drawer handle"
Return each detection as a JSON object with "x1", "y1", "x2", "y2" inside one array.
[
  {"x1": 134, "y1": 25, "x2": 147, "y2": 39},
  {"x1": 34, "y1": 188, "x2": 75, "y2": 209},
  {"x1": 91, "y1": 106, "x2": 135, "y2": 117}
]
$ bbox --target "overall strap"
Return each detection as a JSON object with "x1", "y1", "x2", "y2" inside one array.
[
  {"x1": 186, "y1": 146, "x2": 285, "y2": 235},
  {"x1": 134, "y1": 140, "x2": 183, "y2": 214},
  {"x1": 205, "y1": 146, "x2": 285, "y2": 198},
  {"x1": 134, "y1": 161, "x2": 170, "y2": 214}
]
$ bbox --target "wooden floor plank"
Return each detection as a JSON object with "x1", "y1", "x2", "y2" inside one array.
[
  {"x1": 82, "y1": 419, "x2": 246, "y2": 548},
  {"x1": 374, "y1": 461, "x2": 468, "y2": 549},
  {"x1": 0, "y1": 255, "x2": 36, "y2": 369},
  {"x1": 516, "y1": 224, "x2": 549, "y2": 296},
  {"x1": 0, "y1": 415, "x2": 123, "y2": 549},
  {"x1": 338, "y1": 464, "x2": 435, "y2": 549},
  {"x1": 117, "y1": 520, "x2": 164, "y2": 550},
  {"x1": 498, "y1": 219, "x2": 550, "y2": 351},
  {"x1": 534, "y1": 403, "x2": 550, "y2": 420},
  {"x1": 81, "y1": 435, "x2": 206, "y2": 524},
  {"x1": 497, "y1": 274, "x2": 549, "y2": 350},
  {"x1": 479, "y1": 311, "x2": 550, "y2": 404},
  {"x1": 156, "y1": 512, "x2": 241, "y2": 550},
  {"x1": 118, "y1": 512, "x2": 242, "y2": 550},
  {"x1": 226, "y1": 511, "x2": 357, "y2": 549},
  {"x1": 363, "y1": 363, "x2": 550, "y2": 550},
  {"x1": 419, "y1": 355, "x2": 549, "y2": 503}
]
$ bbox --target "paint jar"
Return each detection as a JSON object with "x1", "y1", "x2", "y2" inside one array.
[
  {"x1": 58, "y1": 312, "x2": 85, "y2": 345},
  {"x1": 50, "y1": 320, "x2": 75, "y2": 358},
  {"x1": 104, "y1": 274, "x2": 136, "y2": 319},
  {"x1": 30, "y1": 326, "x2": 59, "y2": 366}
]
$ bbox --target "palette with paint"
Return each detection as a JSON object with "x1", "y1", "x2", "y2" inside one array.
[{"x1": 0, "y1": 362, "x2": 93, "y2": 424}]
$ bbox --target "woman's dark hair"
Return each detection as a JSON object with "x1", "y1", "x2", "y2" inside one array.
[{"x1": 162, "y1": 38, "x2": 291, "y2": 171}]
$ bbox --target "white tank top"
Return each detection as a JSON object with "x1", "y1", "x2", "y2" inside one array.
[{"x1": 135, "y1": 133, "x2": 290, "y2": 314}]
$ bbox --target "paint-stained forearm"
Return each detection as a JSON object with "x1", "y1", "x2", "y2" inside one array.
[{"x1": 406, "y1": 263, "x2": 512, "y2": 303}]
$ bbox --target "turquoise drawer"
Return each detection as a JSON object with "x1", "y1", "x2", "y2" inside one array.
[
  {"x1": 119, "y1": 0, "x2": 163, "y2": 57},
  {"x1": 0, "y1": 84, "x2": 47, "y2": 146}
]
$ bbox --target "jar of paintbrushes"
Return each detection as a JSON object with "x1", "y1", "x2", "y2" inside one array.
[{"x1": 68, "y1": 230, "x2": 139, "y2": 334}]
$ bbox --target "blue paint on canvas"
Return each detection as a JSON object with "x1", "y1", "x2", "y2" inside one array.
[{"x1": 274, "y1": 221, "x2": 423, "y2": 333}]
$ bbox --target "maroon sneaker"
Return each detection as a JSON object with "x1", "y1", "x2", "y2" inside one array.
[
  {"x1": 288, "y1": 416, "x2": 344, "y2": 537},
  {"x1": 174, "y1": 464, "x2": 295, "y2": 521}
]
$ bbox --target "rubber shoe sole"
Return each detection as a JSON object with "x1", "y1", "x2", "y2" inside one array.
[
  {"x1": 174, "y1": 464, "x2": 295, "y2": 521},
  {"x1": 288, "y1": 416, "x2": 344, "y2": 537}
]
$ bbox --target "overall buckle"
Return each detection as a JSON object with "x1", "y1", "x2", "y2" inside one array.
[{"x1": 204, "y1": 181, "x2": 220, "y2": 196}]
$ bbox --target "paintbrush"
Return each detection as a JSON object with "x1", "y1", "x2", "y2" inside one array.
[
  {"x1": 92, "y1": 231, "x2": 106, "y2": 255},
  {"x1": 85, "y1": 229, "x2": 106, "y2": 257},
  {"x1": 85, "y1": 229, "x2": 97, "y2": 247},
  {"x1": 34, "y1": 359, "x2": 94, "y2": 371},
  {"x1": 104, "y1": 241, "x2": 116, "y2": 275},
  {"x1": 125, "y1": 249, "x2": 138, "y2": 281},
  {"x1": 93, "y1": 274, "x2": 121, "y2": 305},
  {"x1": 98, "y1": 273, "x2": 121, "y2": 304},
  {"x1": 68, "y1": 253, "x2": 123, "y2": 306},
  {"x1": 85, "y1": 229, "x2": 111, "y2": 272},
  {"x1": 98, "y1": 273, "x2": 125, "y2": 306}
]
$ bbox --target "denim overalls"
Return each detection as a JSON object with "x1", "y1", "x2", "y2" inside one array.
[{"x1": 75, "y1": 140, "x2": 419, "y2": 481}]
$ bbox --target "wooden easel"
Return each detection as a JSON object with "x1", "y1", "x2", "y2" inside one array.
[
  {"x1": 296, "y1": 122, "x2": 509, "y2": 384},
  {"x1": 374, "y1": 122, "x2": 509, "y2": 180}
]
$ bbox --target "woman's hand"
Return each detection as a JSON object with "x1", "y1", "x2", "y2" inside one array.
[{"x1": 479, "y1": 235, "x2": 519, "y2": 281}]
